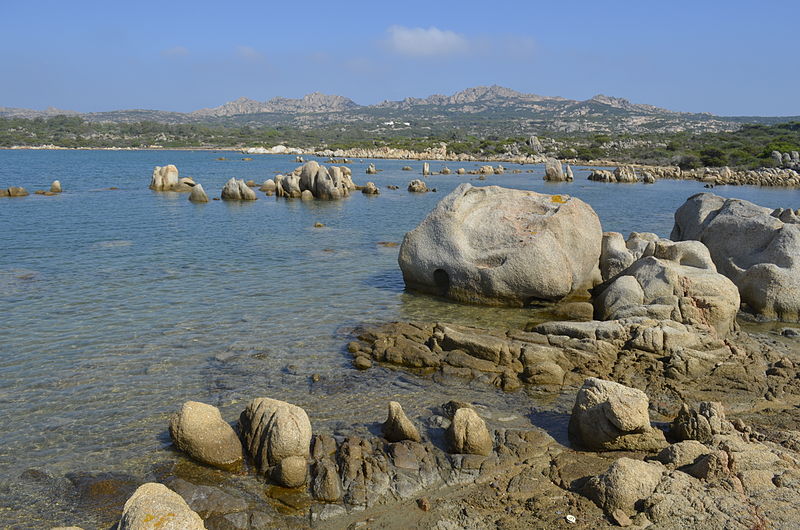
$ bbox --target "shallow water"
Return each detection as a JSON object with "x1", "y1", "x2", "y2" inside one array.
[{"x1": 1, "y1": 150, "x2": 799, "y2": 526}]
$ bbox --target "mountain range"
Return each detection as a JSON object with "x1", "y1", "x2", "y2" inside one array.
[{"x1": 1, "y1": 85, "x2": 795, "y2": 135}]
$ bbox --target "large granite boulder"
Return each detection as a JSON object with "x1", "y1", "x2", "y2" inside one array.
[
  {"x1": 671, "y1": 193, "x2": 800, "y2": 321},
  {"x1": 544, "y1": 158, "x2": 566, "y2": 181},
  {"x1": 569, "y1": 378, "x2": 667, "y2": 451},
  {"x1": 593, "y1": 239, "x2": 740, "y2": 336},
  {"x1": 118, "y1": 483, "x2": 205, "y2": 530},
  {"x1": 149, "y1": 165, "x2": 196, "y2": 192},
  {"x1": 188, "y1": 184, "x2": 209, "y2": 203},
  {"x1": 239, "y1": 398, "x2": 311, "y2": 487},
  {"x1": 168, "y1": 401, "x2": 243, "y2": 470},
  {"x1": 221, "y1": 178, "x2": 257, "y2": 200},
  {"x1": 398, "y1": 184, "x2": 602, "y2": 306}
]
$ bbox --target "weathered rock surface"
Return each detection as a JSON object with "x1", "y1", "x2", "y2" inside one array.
[
  {"x1": 220, "y1": 178, "x2": 257, "y2": 201},
  {"x1": 569, "y1": 378, "x2": 667, "y2": 451},
  {"x1": 447, "y1": 408, "x2": 493, "y2": 455},
  {"x1": 188, "y1": 183, "x2": 209, "y2": 203},
  {"x1": 118, "y1": 483, "x2": 205, "y2": 530},
  {"x1": 238, "y1": 397, "x2": 311, "y2": 487},
  {"x1": 407, "y1": 179, "x2": 429, "y2": 193},
  {"x1": 1, "y1": 186, "x2": 29, "y2": 197},
  {"x1": 583, "y1": 458, "x2": 664, "y2": 515},
  {"x1": 168, "y1": 401, "x2": 243, "y2": 470},
  {"x1": 149, "y1": 165, "x2": 196, "y2": 192},
  {"x1": 672, "y1": 193, "x2": 800, "y2": 321},
  {"x1": 50, "y1": 180, "x2": 62, "y2": 193},
  {"x1": 381, "y1": 401, "x2": 421, "y2": 443},
  {"x1": 361, "y1": 181, "x2": 380, "y2": 195},
  {"x1": 398, "y1": 184, "x2": 602, "y2": 306},
  {"x1": 593, "y1": 239, "x2": 740, "y2": 336},
  {"x1": 544, "y1": 157, "x2": 566, "y2": 181},
  {"x1": 670, "y1": 401, "x2": 732, "y2": 443}
]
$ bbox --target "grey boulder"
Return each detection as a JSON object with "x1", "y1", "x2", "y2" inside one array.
[
  {"x1": 168, "y1": 401, "x2": 243, "y2": 470},
  {"x1": 398, "y1": 184, "x2": 602, "y2": 306}
]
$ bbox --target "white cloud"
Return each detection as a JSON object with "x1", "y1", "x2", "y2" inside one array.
[
  {"x1": 386, "y1": 26, "x2": 469, "y2": 57},
  {"x1": 236, "y1": 45, "x2": 266, "y2": 62},
  {"x1": 161, "y1": 46, "x2": 189, "y2": 58}
]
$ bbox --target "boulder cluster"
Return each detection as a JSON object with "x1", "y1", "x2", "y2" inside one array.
[
  {"x1": 274, "y1": 161, "x2": 355, "y2": 200},
  {"x1": 588, "y1": 166, "x2": 655, "y2": 183}
]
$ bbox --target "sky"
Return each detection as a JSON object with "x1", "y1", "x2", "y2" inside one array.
[{"x1": 1, "y1": 0, "x2": 798, "y2": 116}]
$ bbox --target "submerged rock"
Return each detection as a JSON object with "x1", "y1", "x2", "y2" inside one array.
[
  {"x1": 168, "y1": 401, "x2": 243, "y2": 470},
  {"x1": 398, "y1": 183, "x2": 602, "y2": 306},
  {"x1": 672, "y1": 193, "x2": 800, "y2": 321},
  {"x1": 118, "y1": 483, "x2": 205, "y2": 530}
]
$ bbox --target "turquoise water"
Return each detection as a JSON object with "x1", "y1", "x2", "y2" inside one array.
[{"x1": 2, "y1": 150, "x2": 799, "y2": 526}]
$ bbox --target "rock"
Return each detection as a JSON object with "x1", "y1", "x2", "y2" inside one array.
[
  {"x1": 398, "y1": 184, "x2": 602, "y2": 306},
  {"x1": 670, "y1": 401, "x2": 732, "y2": 443},
  {"x1": 599, "y1": 232, "x2": 635, "y2": 281},
  {"x1": 683, "y1": 450, "x2": 730, "y2": 480},
  {"x1": 311, "y1": 460, "x2": 342, "y2": 502},
  {"x1": 353, "y1": 356, "x2": 372, "y2": 370},
  {"x1": 168, "y1": 401, "x2": 243, "y2": 470},
  {"x1": 642, "y1": 172, "x2": 656, "y2": 184},
  {"x1": 610, "y1": 508, "x2": 632, "y2": 527},
  {"x1": 479, "y1": 165, "x2": 494, "y2": 175},
  {"x1": 245, "y1": 179, "x2": 256, "y2": 187},
  {"x1": 149, "y1": 165, "x2": 180, "y2": 191},
  {"x1": 446, "y1": 407, "x2": 492, "y2": 455},
  {"x1": 4, "y1": 186, "x2": 29, "y2": 197},
  {"x1": 50, "y1": 180, "x2": 62, "y2": 193},
  {"x1": 441, "y1": 401, "x2": 474, "y2": 420},
  {"x1": 118, "y1": 483, "x2": 205, "y2": 530},
  {"x1": 671, "y1": 193, "x2": 800, "y2": 321},
  {"x1": 188, "y1": 184, "x2": 209, "y2": 203},
  {"x1": 381, "y1": 401, "x2": 421, "y2": 443},
  {"x1": 593, "y1": 239, "x2": 740, "y2": 336},
  {"x1": 588, "y1": 169, "x2": 615, "y2": 182},
  {"x1": 565, "y1": 164, "x2": 574, "y2": 181},
  {"x1": 422, "y1": 163, "x2": 430, "y2": 176},
  {"x1": 239, "y1": 398, "x2": 311, "y2": 487},
  {"x1": 544, "y1": 158, "x2": 565, "y2": 181},
  {"x1": 221, "y1": 178, "x2": 257, "y2": 201},
  {"x1": 457, "y1": 168, "x2": 466, "y2": 175},
  {"x1": 584, "y1": 458, "x2": 664, "y2": 515},
  {"x1": 259, "y1": 179, "x2": 276, "y2": 193},
  {"x1": 273, "y1": 455, "x2": 307, "y2": 488},
  {"x1": 169, "y1": 479, "x2": 247, "y2": 519},
  {"x1": 300, "y1": 190, "x2": 314, "y2": 200},
  {"x1": 656, "y1": 440, "x2": 709, "y2": 468},
  {"x1": 407, "y1": 180, "x2": 429, "y2": 193},
  {"x1": 361, "y1": 182, "x2": 380, "y2": 195},
  {"x1": 366, "y1": 163, "x2": 377, "y2": 175},
  {"x1": 614, "y1": 166, "x2": 637, "y2": 183},
  {"x1": 568, "y1": 378, "x2": 667, "y2": 451},
  {"x1": 402, "y1": 166, "x2": 412, "y2": 171},
  {"x1": 440, "y1": 167, "x2": 451, "y2": 175}
]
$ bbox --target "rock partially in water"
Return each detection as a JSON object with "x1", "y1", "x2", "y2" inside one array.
[
  {"x1": 221, "y1": 178, "x2": 257, "y2": 201},
  {"x1": 50, "y1": 180, "x2": 62, "y2": 193},
  {"x1": 398, "y1": 184, "x2": 602, "y2": 306},
  {"x1": 366, "y1": 163, "x2": 377, "y2": 174},
  {"x1": 544, "y1": 158, "x2": 565, "y2": 181},
  {"x1": 672, "y1": 192, "x2": 800, "y2": 321},
  {"x1": 188, "y1": 183, "x2": 209, "y2": 203},
  {"x1": 569, "y1": 377, "x2": 666, "y2": 451},
  {"x1": 150, "y1": 165, "x2": 196, "y2": 192},
  {"x1": 259, "y1": 179, "x2": 276, "y2": 193},
  {"x1": 1, "y1": 186, "x2": 29, "y2": 197},
  {"x1": 447, "y1": 407, "x2": 493, "y2": 456},
  {"x1": 118, "y1": 482, "x2": 204, "y2": 530},
  {"x1": 361, "y1": 181, "x2": 380, "y2": 195},
  {"x1": 381, "y1": 401, "x2": 421, "y2": 443},
  {"x1": 168, "y1": 478, "x2": 247, "y2": 519},
  {"x1": 169, "y1": 401, "x2": 243, "y2": 471},
  {"x1": 407, "y1": 179, "x2": 429, "y2": 193},
  {"x1": 239, "y1": 397, "x2": 311, "y2": 487}
]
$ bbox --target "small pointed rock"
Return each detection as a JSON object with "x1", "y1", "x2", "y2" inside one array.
[
  {"x1": 447, "y1": 407, "x2": 492, "y2": 455},
  {"x1": 381, "y1": 401, "x2": 421, "y2": 442},
  {"x1": 188, "y1": 183, "x2": 209, "y2": 203},
  {"x1": 50, "y1": 180, "x2": 62, "y2": 193}
]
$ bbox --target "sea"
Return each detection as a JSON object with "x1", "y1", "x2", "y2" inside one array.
[{"x1": 1, "y1": 149, "x2": 798, "y2": 526}]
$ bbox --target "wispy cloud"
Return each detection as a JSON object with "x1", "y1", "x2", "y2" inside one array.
[
  {"x1": 385, "y1": 26, "x2": 469, "y2": 57},
  {"x1": 160, "y1": 46, "x2": 189, "y2": 58},
  {"x1": 236, "y1": 45, "x2": 267, "y2": 62}
]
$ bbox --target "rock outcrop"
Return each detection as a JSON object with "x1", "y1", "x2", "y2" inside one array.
[
  {"x1": 366, "y1": 163, "x2": 377, "y2": 174},
  {"x1": 118, "y1": 483, "x2": 205, "y2": 530},
  {"x1": 593, "y1": 239, "x2": 740, "y2": 336},
  {"x1": 220, "y1": 178, "x2": 257, "y2": 200},
  {"x1": 407, "y1": 179, "x2": 429, "y2": 193},
  {"x1": 188, "y1": 183, "x2": 209, "y2": 203},
  {"x1": 671, "y1": 193, "x2": 800, "y2": 321},
  {"x1": 168, "y1": 401, "x2": 243, "y2": 470},
  {"x1": 275, "y1": 161, "x2": 354, "y2": 200},
  {"x1": 544, "y1": 158, "x2": 567, "y2": 181},
  {"x1": 149, "y1": 165, "x2": 196, "y2": 192},
  {"x1": 361, "y1": 182, "x2": 380, "y2": 195},
  {"x1": 569, "y1": 378, "x2": 667, "y2": 451},
  {"x1": 50, "y1": 180, "x2": 62, "y2": 193},
  {"x1": 239, "y1": 398, "x2": 311, "y2": 488},
  {"x1": 1, "y1": 186, "x2": 29, "y2": 197},
  {"x1": 398, "y1": 184, "x2": 602, "y2": 306}
]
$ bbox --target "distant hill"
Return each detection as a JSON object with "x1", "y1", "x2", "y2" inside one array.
[{"x1": 2, "y1": 85, "x2": 798, "y2": 135}]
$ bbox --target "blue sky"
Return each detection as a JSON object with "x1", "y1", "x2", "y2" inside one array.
[{"x1": 2, "y1": 0, "x2": 798, "y2": 115}]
